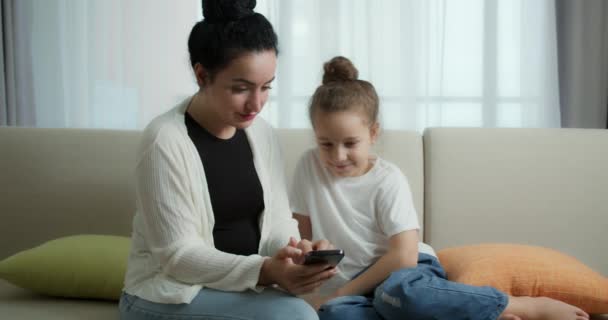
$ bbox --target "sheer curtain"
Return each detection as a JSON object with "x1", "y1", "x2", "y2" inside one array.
[
  {"x1": 257, "y1": 0, "x2": 561, "y2": 130},
  {"x1": 11, "y1": 0, "x2": 199, "y2": 129},
  {"x1": 7, "y1": 0, "x2": 560, "y2": 130}
]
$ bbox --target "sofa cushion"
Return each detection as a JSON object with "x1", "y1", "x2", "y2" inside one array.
[
  {"x1": 0, "y1": 281, "x2": 118, "y2": 319},
  {"x1": 0, "y1": 235, "x2": 130, "y2": 300},
  {"x1": 437, "y1": 243, "x2": 608, "y2": 314}
]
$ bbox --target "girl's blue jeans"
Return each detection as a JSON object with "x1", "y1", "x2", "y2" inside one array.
[
  {"x1": 318, "y1": 253, "x2": 508, "y2": 320},
  {"x1": 119, "y1": 287, "x2": 318, "y2": 320}
]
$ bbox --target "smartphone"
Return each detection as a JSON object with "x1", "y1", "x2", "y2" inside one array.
[{"x1": 303, "y1": 249, "x2": 345, "y2": 266}]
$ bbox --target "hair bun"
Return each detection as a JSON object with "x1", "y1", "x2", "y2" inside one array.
[
  {"x1": 202, "y1": 0, "x2": 256, "y2": 23},
  {"x1": 322, "y1": 56, "x2": 359, "y2": 84}
]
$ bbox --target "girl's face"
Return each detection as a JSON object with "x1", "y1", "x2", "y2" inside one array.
[
  {"x1": 195, "y1": 50, "x2": 276, "y2": 135},
  {"x1": 313, "y1": 110, "x2": 379, "y2": 178}
]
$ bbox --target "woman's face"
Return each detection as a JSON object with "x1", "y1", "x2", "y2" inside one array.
[{"x1": 197, "y1": 50, "x2": 277, "y2": 134}]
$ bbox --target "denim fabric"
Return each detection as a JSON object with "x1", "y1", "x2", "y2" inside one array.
[
  {"x1": 318, "y1": 253, "x2": 508, "y2": 320},
  {"x1": 318, "y1": 295, "x2": 382, "y2": 320},
  {"x1": 119, "y1": 287, "x2": 318, "y2": 320}
]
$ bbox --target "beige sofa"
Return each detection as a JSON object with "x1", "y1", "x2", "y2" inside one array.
[{"x1": 1, "y1": 126, "x2": 607, "y2": 319}]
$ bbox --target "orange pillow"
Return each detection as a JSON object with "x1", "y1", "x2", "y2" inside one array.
[{"x1": 437, "y1": 243, "x2": 608, "y2": 314}]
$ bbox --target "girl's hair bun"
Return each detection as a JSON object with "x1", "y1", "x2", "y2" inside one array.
[
  {"x1": 202, "y1": 0, "x2": 256, "y2": 23},
  {"x1": 322, "y1": 56, "x2": 359, "y2": 85}
]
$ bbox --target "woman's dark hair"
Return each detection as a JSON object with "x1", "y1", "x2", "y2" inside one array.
[
  {"x1": 309, "y1": 56, "x2": 379, "y2": 126},
  {"x1": 188, "y1": 0, "x2": 278, "y2": 80}
]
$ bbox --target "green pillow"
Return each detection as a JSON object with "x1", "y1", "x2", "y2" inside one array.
[{"x1": 0, "y1": 234, "x2": 130, "y2": 300}]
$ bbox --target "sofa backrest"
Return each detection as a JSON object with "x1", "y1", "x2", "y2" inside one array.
[
  {"x1": 276, "y1": 129, "x2": 425, "y2": 238},
  {"x1": 0, "y1": 127, "x2": 424, "y2": 259},
  {"x1": 5, "y1": 126, "x2": 604, "y2": 274},
  {"x1": 423, "y1": 128, "x2": 608, "y2": 275},
  {"x1": 0, "y1": 127, "x2": 139, "y2": 259}
]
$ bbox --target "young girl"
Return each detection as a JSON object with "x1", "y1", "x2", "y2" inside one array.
[{"x1": 290, "y1": 56, "x2": 590, "y2": 320}]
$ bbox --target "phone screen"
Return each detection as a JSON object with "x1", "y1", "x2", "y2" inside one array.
[{"x1": 303, "y1": 249, "x2": 344, "y2": 266}]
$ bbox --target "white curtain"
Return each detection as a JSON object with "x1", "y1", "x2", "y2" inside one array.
[
  {"x1": 258, "y1": 0, "x2": 561, "y2": 130},
  {"x1": 10, "y1": 0, "x2": 560, "y2": 131},
  {"x1": 15, "y1": 0, "x2": 199, "y2": 129}
]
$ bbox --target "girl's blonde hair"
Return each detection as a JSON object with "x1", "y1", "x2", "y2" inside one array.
[{"x1": 309, "y1": 56, "x2": 379, "y2": 126}]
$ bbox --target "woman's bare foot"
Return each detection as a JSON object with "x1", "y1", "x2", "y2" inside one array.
[{"x1": 503, "y1": 296, "x2": 589, "y2": 320}]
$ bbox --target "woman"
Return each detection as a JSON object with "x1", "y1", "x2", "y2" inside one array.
[{"x1": 119, "y1": 1, "x2": 335, "y2": 319}]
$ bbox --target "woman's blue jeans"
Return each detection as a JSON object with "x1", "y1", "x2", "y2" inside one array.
[
  {"x1": 119, "y1": 287, "x2": 318, "y2": 320},
  {"x1": 318, "y1": 253, "x2": 508, "y2": 320}
]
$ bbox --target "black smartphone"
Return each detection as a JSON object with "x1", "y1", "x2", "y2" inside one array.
[{"x1": 303, "y1": 249, "x2": 345, "y2": 266}]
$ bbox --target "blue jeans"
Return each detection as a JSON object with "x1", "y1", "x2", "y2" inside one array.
[
  {"x1": 119, "y1": 287, "x2": 318, "y2": 320},
  {"x1": 318, "y1": 253, "x2": 508, "y2": 320}
]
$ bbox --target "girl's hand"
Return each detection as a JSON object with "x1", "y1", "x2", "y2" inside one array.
[
  {"x1": 258, "y1": 238, "x2": 337, "y2": 295},
  {"x1": 311, "y1": 239, "x2": 334, "y2": 251},
  {"x1": 305, "y1": 293, "x2": 340, "y2": 312},
  {"x1": 308, "y1": 293, "x2": 338, "y2": 311}
]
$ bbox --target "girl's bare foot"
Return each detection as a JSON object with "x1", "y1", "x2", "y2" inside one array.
[
  {"x1": 499, "y1": 314, "x2": 522, "y2": 320},
  {"x1": 503, "y1": 296, "x2": 589, "y2": 320}
]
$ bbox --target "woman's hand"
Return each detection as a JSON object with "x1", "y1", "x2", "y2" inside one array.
[
  {"x1": 293, "y1": 238, "x2": 335, "y2": 264},
  {"x1": 258, "y1": 237, "x2": 337, "y2": 295}
]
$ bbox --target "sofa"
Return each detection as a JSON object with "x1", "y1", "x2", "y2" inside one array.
[{"x1": 1, "y1": 126, "x2": 607, "y2": 319}]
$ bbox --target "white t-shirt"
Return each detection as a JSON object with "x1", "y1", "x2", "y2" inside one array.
[{"x1": 290, "y1": 148, "x2": 435, "y2": 293}]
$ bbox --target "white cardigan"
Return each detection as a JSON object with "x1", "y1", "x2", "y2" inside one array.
[{"x1": 123, "y1": 98, "x2": 299, "y2": 304}]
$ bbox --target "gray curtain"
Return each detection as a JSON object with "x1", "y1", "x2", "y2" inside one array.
[
  {"x1": 0, "y1": 1, "x2": 7, "y2": 125},
  {"x1": 1, "y1": 0, "x2": 35, "y2": 126},
  {"x1": 556, "y1": 0, "x2": 608, "y2": 129}
]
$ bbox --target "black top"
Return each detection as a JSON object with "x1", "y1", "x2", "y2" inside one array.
[{"x1": 185, "y1": 112, "x2": 264, "y2": 256}]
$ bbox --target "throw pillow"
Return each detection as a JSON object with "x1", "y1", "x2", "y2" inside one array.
[
  {"x1": 437, "y1": 243, "x2": 608, "y2": 314},
  {"x1": 0, "y1": 234, "x2": 130, "y2": 300}
]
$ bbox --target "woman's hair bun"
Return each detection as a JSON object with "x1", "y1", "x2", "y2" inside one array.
[
  {"x1": 322, "y1": 56, "x2": 359, "y2": 84},
  {"x1": 202, "y1": 0, "x2": 256, "y2": 23}
]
